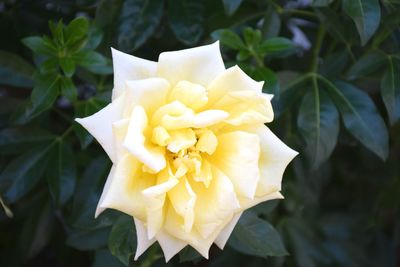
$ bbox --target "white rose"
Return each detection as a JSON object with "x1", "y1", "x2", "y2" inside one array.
[{"x1": 76, "y1": 42, "x2": 297, "y2": 261}]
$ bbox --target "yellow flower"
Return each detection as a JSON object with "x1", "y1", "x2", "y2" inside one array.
[{"x1": 76, "y1": 42, "x2": 297, "y2": 261}]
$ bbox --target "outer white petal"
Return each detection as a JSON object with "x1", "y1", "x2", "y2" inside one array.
[
  {"x1": 111, "y1": 48, "x2": 157, "y2": 100},
  {"x1": 156, "y1": 230, "x2": 187, "y2": 262},
  {"x1": 95, "y1": 165, "x2": 116, "y2": 218},
  {"x1": 123, "y1": 106, "x2": 166, "y2": 172},
  {"x1": 252, "y1": 126, "x2": 298, "y2": 195},
  {"x1": 238, "y1": 191, "x2": 284, "y2": 211},
  {"x1": 157, "y1": 41, "x2": 225, "y2": 87},
  {"x1": 134, "y1": 218, "x2": 156, "y2": 260},
  {"x1": 75, "y1": 95, "x2": 124, "y2": 163},
  {"x1": 214, "y1": 211, "x2": 243, "y2": 249}
]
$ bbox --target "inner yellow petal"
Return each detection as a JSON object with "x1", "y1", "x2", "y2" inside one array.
[
  {"x1": 168, "y1": 80, "x2": 208, "y2": 111},
  {"x1": 196, "y1": 130, "x2": 218, "y2": 155}
]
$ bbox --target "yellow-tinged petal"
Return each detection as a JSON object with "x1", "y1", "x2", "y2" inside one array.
[
  {"x1": 100, "y1": 154, "x2": 155, "y2": 220},
  {"x1": 214, "y1": 90, "x2": 274, "y2": 125},
  {"x1": 210, "y1": 131, "x2": 260, "y2": 199},
  {"x1": 124, "y1": 78, "x2": 170, "y2": 117},
  {"x1": 206, "y1": 65, "x2": 263, "y2": 106},
  {"x1": 134, "y1": 218, "x2": 156, "y2": 260},
  {"x1": 168, "y1": 81, "x2": 208, "y2": 110},
  {"x1": 142, "y1": 166, "x2": 179, "y2": 239},
  {"x1": 151, "y1": 126, "x2": 170, "y2": 147},
  {"x1": 196, "y1": 130, "x2": 218, "y2": 155},
  {"x1": 167, "y1": 129, "x2": 197, "y2": 153},
  {"x1": 168, "y1": 177, "x2": 197, "y2": 233},
  {"x1": 192, "y1": 166, "x2": 240, "y2": 239},
  {"x1": 214, "y1": 211, "x2": 243, "y2": 249},
  {"x1": 75, "y1": 94, "x2": 124, "y2": 163},
  {"x1": 157, "y1": 41, "x2": 225, "y2": 87},
  {"x1": 164, "y1": 168, "x2": 239, "y2": 258},
  {"x1": 111, "y1": 48, "x2": 157, "y2": 100},
  {"x1": 123, "y1": 106, "x2": 166, "y2": 172},
  {"x1": 249, "y1": 125, "x2": 298, "y2": 196},
  {"x1": 191, "y1": 110, "x2": 229, "y2": 128}
]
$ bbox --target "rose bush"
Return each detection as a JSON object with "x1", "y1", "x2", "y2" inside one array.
[{"x1": 76, "y1": 42, "x2": 297, "y2": 261}]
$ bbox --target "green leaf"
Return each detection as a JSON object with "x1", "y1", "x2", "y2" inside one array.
[
  {"x1": 168, "y1": 0, "x2": 204, "y2": 45},
  {"x1": 47, "y1": 141, "x2": 76, "y2": 207},
  {"x1": 222, "y1": 0, "x2": 242, "y2": 16},
  {"x1": 65, "y1": 17, "x2": 89, "y2": 47},
  {"x1": 312, "y1": 0, "x2": 333, "y2": 6},
  {"x1": 49, "y1": 20, "x2": 65, "y2": 45},
  {"x1": 22, "y1": 36, "x2": 57, "y2": 56},
  {"x1": 117, "y1": 0, "x2": 163, "y2": 51},
  {"x1": 19, "y1": 199, "x2": 54, "y2": 260},
  {"x1": 60, "y1": 76, "x2": 77, "y2": 102},
  {"x1": 346, "y1": 51, "x2": 386, "y2": 80},
  {"x1": 67, "y1": 227, "x2": 110, "y2": 250},
  {"x1": 13, "y1": 74, "x2": 62, "y2": 123},
  {"x1": 93, "y1": 249, "x2": 126, "y2": 267},
  {"x1": 69, "y1": 155, "x2": 112, "y2": 228},
  {"x1": 272, "y1": 73, "x2": 311, "y2": 117},
  {"x1": 60, "y1": 57, "x2": 76, "y2": 77},
  {"x1": 315, "y1": 8, "x2": 351, "y2": 45},
  {"x1": 381, "y1": 57, "x2": 400, "y2": 125},
  {"x1": 179, "y1": 246, "x2": 202, "y2": 263},
  {"x1": 0, "y1": 127, "x2": 55, "y2": 155},
  {"x1": 73, "y1": 50, "x2": 112, "y2": 74},
  {"x1": 297, "y1": 78, "x2": 339, "y2": 169},
  {"x1": 108, "y1": 215, "x2": 137, "y2": 265},
  {"x1": 262, "y1": 7, "x2": 281, "y2": 39},
  {"x1": 251, "y1": 67, "x2": 279, "y2": 95},
  {"x1": 324, "y1": 79, "x2": 389, "y2": 160},
  {"x1": 258, "y1": 37, "x2": 295, "y2": 58},
  {"x1": 243, "y1": 27, "x2": 262, "y2": 47},
  {"x1": 342, "y1": 0, "x2": 381, "y2": 45},
  {"x1": 0, "y1": 50, "x2": 34, "y2": 88},
  {"x1": 229, "y1": 211, "x2": 288, "y2": 258},
  {"x1": 0, "y1": 146, "x2": 52, "y2": 203},
  {"x1": 211, "y1": 29, "x2": 246, "y2": 50},
  {"x1": 320, "y1": 51, "x2": 349, "y2": 78}
]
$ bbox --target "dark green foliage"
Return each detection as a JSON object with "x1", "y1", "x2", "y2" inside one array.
[{"x1": 0, "y1": 1, "x2": 399, "y2": 267}]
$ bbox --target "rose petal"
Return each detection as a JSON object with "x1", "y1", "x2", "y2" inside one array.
[
  {"x1": 206, "y1": 65, "x2": 263, "y2": 106},
  {"x1": 99, "y1": 154, "x2": 155, "y2": 220},
  {"x1": 75, "y1": 94, "x2": 124, "y2": 163},
  {"x1": 134, "y1": 218, "x2": 156, "y2": 260},
  {"x1": 111, "y1": 48, "x2": 157, "y2": 100},
  {"x1": 124, "y1": 78, "x2": 170, "y2": 117},
  {"x1": 95, "y1": 165, "x2": 116, "y2": 218},
  {"x1": 123, "y1": 106, "x2": 166, "y2": 172},
  {"x1": 168, "y1": 177, "x2": 197, "y2": 233},
  {"x1": 214, "y1": 211, "x2": 243, "y2": 249},
  {"x1": 250, "y1": 126, "x2": 298, "y2": 196},
  {"x1": 141, "y1": 166, "x2": 179, "y2": 239},
  {"x1": 238, "y1": 191, "x2": 284, "y2": 211},
  {"x1": 156, "y1": 230, "x2": 187, "y2": 262},
  {"x1": 210, "y1": 131, "x2": 260, "y2": 199},
  {"x1": 168, "y1": 81, "x2": 208, "y2": 111},
  {"x1": 215, "y1": 90, "x2": 274, "y2": 125},
  {"x1": 193, "y1": 165, "x2": 240, "y2": 239},
  {"x1": 157, "y1": 41, "x2": 225, "y2": 87}
]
